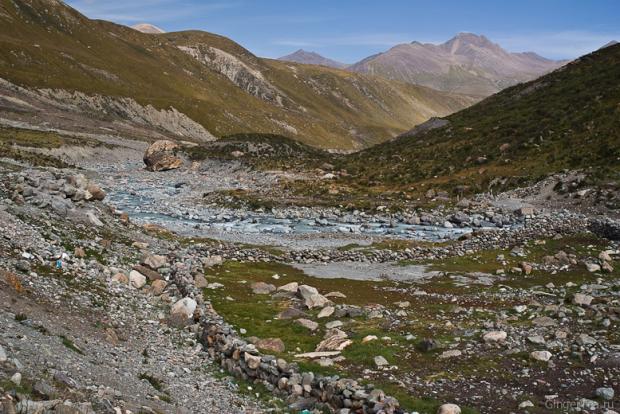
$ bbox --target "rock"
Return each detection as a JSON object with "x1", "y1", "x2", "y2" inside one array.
[
  {"x1": 10, "y1": 372, "x2": 21, "y2": 386},
  {"x1": 150, "y1": 279, "x2": 168, "y2": 295},
  {"x1": 599, "y1": 251, "x2": 613, "y2": 262},
  {"x1": 203, "y1": 255, "x2": 223, "y2": 267},
  {"x1": 86, "y1": 183, "x2": 106, "y2": 201},
  {"x1": 0, "y1": 345, "x2": 6, "y2": 362},
  {"x1": 573, "y1": 293, "x2": 593, "y2": 306},
  {"x1": 294, "y1": 351, "x2": 341, "y2": 359},
  {"x1": 132, "y1": 265, "x2": 162, "y2": 281},
  {"x1": 111, "y1": 272, "x2": 128, "y2": 284},
  {"x1": 595, "y1": 387, "x2": 615, "y2": 401},
  {"x1": 374, "y1": 356, "x2": 389, "y2": 367},
  {"x1": 520, "y1": 262, "x2": 533, "y2": 274},
  {"x1": 255, "y1": 338, "x2": 285, "y2": 353},
  {"x1": 317, "y1": 306, "x2": 335, "y2": 318},
  {"x1": 296, "y1": 318, "x2": 319, "y2": 331},
  {"x1": 586, "y1": 263, "x2": 601, "y2": 272},
  {"x1": 129, "y1": 270, "x2": 147, "y2": 289},
  {"x1": 601, "y1": 261, "x2": 614, "y2": 273},
  {"x1": 516, "y1": 207, "x2": 534, "y2": 216},
  {"x1": 277, "y1": 308, "x2": 307, "y2": 320},
  {"x1": 325, "y1": 320, "x2": 343, "y2": 329},
  {"x1": 483, "y1": 331, "x2": 507, "y2": 343},
  {"x1": 251, "y1": 282, "x2": 276, "y2": 294},
  {"x1": 518, "y1": 401, "x2": 534, "y2": 409},
  {"x1": 194, "y1": 274, "x2": 208, "y2": 289},
  {"x1": 277, "y1": 282, "x2": 299, "y2": 292},
  {"x1": 143, "y1": 140, "x2": 183, "y2": 171},
  {"x1": 362, "y1": 335, "x2": 378, "y2": 343},
  {"x1": 324, "y1": 291, "x2": 347, "y2": 298},
  {"x1": 437, "y1": 403, "x2": 461, "y2": 414},
  {"x1": 244, "y1": 352, "x2": 261, "y2": 370},
  {"x1": 316, "y1": 330, "x2": 352, "y2": 352},
  {"x1": 305, "y1": 294, "x2": 331, "y2": 309},
  {"x1": 527, "y1": 335, "x2": 546, "y2": 345},
  {"x1": 86, "y1": 211, "x2": 104, "y2": 227},
  {"x1": 439, "y1": 350, "x2": 462, "y2": 359},
  {"x1": 53, "y1": 372, "x2": 78, "y2": 389},
  {"x1": 74, "y1": 247, "x2": 85, "y2": 258},
  {"x1": 532, "y1": 316, "x2": 557, "y2": 327},
  {"x1": 171, "y1": 297, "x2": 197, "y2": 319},
  {"x1": 141, "y1": 254, "x2": 167, "y2": 270},
  {"x1": 530, "y1": 350, "x2": 552, "y2": 362}
]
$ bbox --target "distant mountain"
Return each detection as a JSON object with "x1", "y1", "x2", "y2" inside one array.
[
  {"x1": 131, "y1": 23, "x2": 165, "y2": 34},
  {"x1": 278, "y1": 49, "x2": 347, "y2": 69},
  {"x1": 345, "y1": 43, "x2": 620, "y2": 194},
  {"x1": 348, "y1": 33, "x2": 568, "y2": 97}
]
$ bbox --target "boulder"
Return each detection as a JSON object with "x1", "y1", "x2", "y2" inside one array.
[
  {"x1": 573, "y1": 293, "x2": 593, "y2": 306},
  {"x1": 141, "y1": 254, "x2": 167, "y2": 270},
  {"x1": 277, "y1": 282, "x2": 299, "y2": 292},
  {"x1": 255, "y1": 338, "x2": 285, "y2": 353},
  {"x1": 437, "y1": 404, "x2": 461, "y2": 414},
  {"x1": 530, "y1": 350, "x2": 552, "y2": 362},
  {"x1": 483, "y1": 331, "x2": 507, "y2": 343},
  {"x1": 143, "y1": 140, "x2": 183, "y2": 171},
  {"x1": 86, "y1": 183, "x2": 106, "y2": 201},
  {"x1": 132, "y1": 265, "x2": 162, "y2": 281},
  {"x1": 374, "y1": 356, "x2": 389, "y2": 367},
  {"x1": 244, "y1": 352, "x2": 261, "y2": 370},
  {"x1": 171, "y1": 297, "x2": 197, "y2": 319},
  {"x1": 129, "y1": 270, "x2": 147, "y2": 289},
  {"x1": 251, "y1": 282, "x2": 276, "y2": 294},
  {"x1": 296, "y1": 318, "x2": 319, "y2": 331},
  {"x1": 150, "y1": 279, "x2": 168, "y2": 295},
  {"x1": 315, "y1": 329, "x2": 352, "y2": 352},
  {"x1": 317, "y1": 306, "x2": 335, "y2": 318}
]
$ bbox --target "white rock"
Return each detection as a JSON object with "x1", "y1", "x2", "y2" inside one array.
[
  {"x1": 129, "y1": 270, "x2": 147, "y2": 289},
  {"x1": 483, "y1": 331, "x2": 507, "y2": 343},
  {"x1": 171, "y1": 297, "x2": 197, "y2": 319},
  {"x1": 244, "y1": 352, "x2": 261, "y2": 370},
  {"x1": 325, "y1": 320, "x2": 343, "y2": 329},
  {"x1": 277, "y1": 282, "x2": 299, "y2": 293},
  {"x1": 518, "y1": 400, "x2": 534, "y2": 408},
  {"x1": 374, "y1": 356, "x2": 389, "y2": 367},
  {"x1": 362, "y1": 335, "x2": 378, "y2": 343},
  {"x1": 437, "y1": 403, "x2": 461, "y2": 414},
  {"x1": 530, "y1": 350, "x2": 552, "y2": 362},
  {"x1": 573, "y1": 293, "x2": 593, "y2": 306},
  {"x1": 11, "y1": 372, "x2": 21, "y2": 386},
  {"x1": 439, "y1": 350, "x2": 462, "y2": 359},
  {"x1": 142, "y1": 254, "x2": 166, "y2": 269},
  {"x1": 86, "y1": 211, "x2": 103, "y2": 227},
  {"x1": 586, "y1": 263, "x2": 601, "y2": 272},
  {"x1": 514, "y1": 305, "x2": 527, "y2": 313},
  {"x1": 317, "y1": 306, "x2": 335, "y2": 318},
  {"x1": 0, "y1": 345, "x2": 6, "y2": 362}
]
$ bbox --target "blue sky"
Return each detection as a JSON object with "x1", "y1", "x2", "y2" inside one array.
[{"x1": 65, "y1": 0, "x2": 620, "y2": 63}]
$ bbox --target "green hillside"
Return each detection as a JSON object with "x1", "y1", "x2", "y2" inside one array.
[
  {"x1": 0, "y1": 0, "x2": 474, "y2": 150},
  {"x1": 343, "y1": 43, "x2": 620, "y2": 194}
]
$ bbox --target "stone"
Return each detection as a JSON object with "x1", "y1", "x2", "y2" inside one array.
[
  {"x1": 530, "y1": 350, "x2": 552, "y2": 362},
  {"x1": 74, "y1": 247, "x2": 85, "y2": 258},
  {"x1": 150, "y1": 279, "x2": 167, "y2": 295},
  {"x1": 86, "y1": 183, "x2": 106, "y2": 201},
  {"x1": 437, "y1": 403, "x2": 461, "y2": 414},
  {"x1": 601, "y1": 261, "x2": 614, "y2": 273},
  {"x1": 132, "y1": 265, "x2": 163, "y2": 281},
  {"x1": 10, "y1": 372, "x2": 22, "y2": 386},
  {"x1": 244, "y1": 352, "x2": 261, "y2": 370},
  {"x1": 296, "y1": 318, "x2": 319, "y2": 331},
  {"x1": 171, "y1": 297, "x2": 197, "y2": 319},
  {"x1": 111, "y1": 273, "x2": 128, "y2": 284},
  {"x1": 532, "y1": 316, "x2": 557, "y2": 327},
  {"x1": 595, "y1": 387, "x2": 615, "y2": 401},
  {"x1": 518, "y1": 401, "x2": 534, "y2": 409},
  {"x1": 304, "y1": 293, "x2": 331, "y2": 309},
  {"x1": 516, "y1": 207, "x2": 534, "y2": 216},
  {"x1": 586, "y1": 263, "x2": 601, "y2": 272},
  {"x1": 439, "y1": 350, "x2": 462, "y2": 359},
  {"x1": 277, "y1": 282, "x2": 299, "y2": 292},
  {"x1": 141, "y1": 254, "x2": 167, "y2": 270},
  {"x1": 317, "y1": 306, "x2": 335, "y2": 318},
  {"x1": 251, "y1": 282, "x2": 276, "y2": 294},
  {"x1": 573, "y1": 293, "x2": 593, "y2": 306},
  {"x1": 255, "y1": 338, "x2": 285, "y2": 353},
  {"x1": 520, "y1": 262, "x2": 533, "y2": 274},
  {"x1": 294, "y1": 351, "x2": 341, "y2": 359},
  {"x1": 86, "y1": 211, "x2": 103, "y2": 227},
  {"x1": 297, "y1": 284, "x2": 319, "y2": 299},
  {"x1": 0, "y1": 344, "x2": 6, "y2": 362},
  {"x1": 324, "y1": 291, "x2": 347, "y2": 298},
  {"x1": 194, "y1": 274, "x2": 208, "y2": 289},
  {"x1": 362, "y1": 335, "x2": 378, "y2": 343},
  {"x1": 527, "y1": 335, "x2": 546, "y2": 345},
  {"x1": 143, "y1": 140, "x2": 183, "y2": 171},
  {"x1": 129, "y1": 270, "x2": 147, "y2": 289},
  {"x1": 483, "y1": 331, "x2": 507, "y2": 343},
  {"x1": 599, "y1": 251, "x2": 613, "y2": 262},
  {"x1": 325, "y1": 320, "x2": 343, "y2": 329},
  {"x1": 316, "y1": 330, "x2": 352, "y2": 352},
  {"x1": 374, "y1": 356, "x2": 389, "y2": 367},
  {"x1": 277, "y1": 308, "x2": 307, "y2": 320}
]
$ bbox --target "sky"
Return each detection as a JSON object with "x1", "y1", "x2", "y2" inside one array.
[{"x1": 64, "y1": 0, "x2": 620, "y2": 63}]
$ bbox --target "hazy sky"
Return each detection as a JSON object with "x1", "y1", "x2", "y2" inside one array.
[{"x1": 65, "y1": 0, "x2": 620, "y2": 62}]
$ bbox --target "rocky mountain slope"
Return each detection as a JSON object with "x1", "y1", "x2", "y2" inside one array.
[
  {"x1": 0, "y1": 0, "x2": 475, "y2": 150},
  {"x1": 348, "y1": 33, "x2": 567, "y2": 97},
  {"x1": 278, "y1": 49, "x2": 347, "y2": 69},
  {"x1": 343, "y1": 42, "x2": 620, "y2": 196}
]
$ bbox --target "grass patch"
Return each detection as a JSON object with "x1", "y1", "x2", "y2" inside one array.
[{"x1": 60, "y1": 335, "x2": 84, "y2": 355}]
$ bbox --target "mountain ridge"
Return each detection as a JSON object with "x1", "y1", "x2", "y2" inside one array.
[
  {"x1": 348, "y1": 32, "x2": 568, "y2": 97},
  {"x1": 0, "y1": 0, "x2": 476, "y2": 150}
]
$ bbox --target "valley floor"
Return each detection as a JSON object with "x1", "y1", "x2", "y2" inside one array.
[{"x1": 0, "y1": 141, "x2": 619, "y2": 414}]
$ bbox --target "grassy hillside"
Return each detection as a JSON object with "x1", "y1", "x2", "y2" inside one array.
[
  {"x1": 0, "y1": 0, "x2": 475, "y2": 150},
  {"x1": 343, "y1": 43, "x2": 620, "y2": 194}
]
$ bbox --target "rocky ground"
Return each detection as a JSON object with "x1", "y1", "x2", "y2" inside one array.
[{"x1": 0, "y1": 141, "x2": 619, "y2": 414}]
